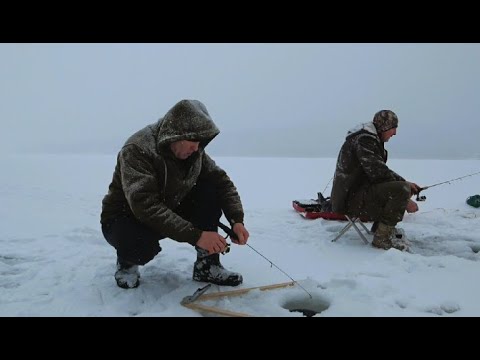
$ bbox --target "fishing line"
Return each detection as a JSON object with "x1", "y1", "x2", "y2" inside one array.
[{"x1": 217, "y1": 222, "x2": 313, "y2": 299}]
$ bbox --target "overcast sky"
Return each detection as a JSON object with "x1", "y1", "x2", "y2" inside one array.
[{"x1": 1, "y1": 43, "x2": 479, "y2": 159}]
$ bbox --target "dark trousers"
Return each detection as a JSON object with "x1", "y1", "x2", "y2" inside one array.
[
  {"x1": 348, "y1": 181, "x2": 411, "y2": 226},
  {"x1": 102, "y1": 179, "x2": 222, "y2": 266}
]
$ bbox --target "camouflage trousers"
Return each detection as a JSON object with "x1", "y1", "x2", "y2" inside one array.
[{"x1": 347, "y1": 181, "x2": 411, "y2": 226}]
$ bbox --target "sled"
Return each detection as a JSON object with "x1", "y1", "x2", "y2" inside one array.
[
  {"x1": 292, "y1": 193, "x2": 370, "y2": 222},
  {"x1": 292, "y1": 199, "x2": 349, "y2": 220}
]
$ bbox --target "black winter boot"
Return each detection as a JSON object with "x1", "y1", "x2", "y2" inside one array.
[
  {"x1": 115, "y1": 258, "x2": 140, "y2": 289},
  {"x1": 193, "y1": 249, "x2": 243, "y2": 286}
]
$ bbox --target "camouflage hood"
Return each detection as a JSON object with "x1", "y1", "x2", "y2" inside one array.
[
  {"x1": 157, "y1": 99, "x2": 220, "y2": 150},
  {"x1": 101, "y1": 99, "x2": 244, "y2": 246}
]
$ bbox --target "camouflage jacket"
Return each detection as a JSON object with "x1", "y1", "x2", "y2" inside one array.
[
  {"x1": 331, "y1": 122, "x2": 404, "y2": 214},
  {"x1": 101, "y1": 100, "x2": 244, "y2": 245}
]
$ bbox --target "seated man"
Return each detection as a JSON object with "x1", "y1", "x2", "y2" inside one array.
[{"x1": 330, "y1": 110, "x2": 420, "y2": 250}]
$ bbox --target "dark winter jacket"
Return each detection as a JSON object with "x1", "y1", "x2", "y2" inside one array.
[
  {"x1": 331, "y1": 122, "x2": 404, "y2": 214},
  {"x1": 101, "y1": 100, "x2": 244, "y2": 245}
]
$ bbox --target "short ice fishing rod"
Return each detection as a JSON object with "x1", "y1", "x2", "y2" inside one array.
[
  {"x1": 416, "y1": 170, "x2": 480, "y2": 201},
  {"x1": 217, "y1": 221, "x2": 313, "y2": 299}
]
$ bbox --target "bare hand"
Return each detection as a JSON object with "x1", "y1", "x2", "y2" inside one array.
[
  {"x1": 408, "y1": 181, "x2": 421, "y2": 195},
  {"x1": 196, "y1": 231, "x2": 228, "y2": 255},
  {"x1": 232, "y1": 223, "x2": 249, "y2": 245},
  {"x1": 406, "y1": 199, "x2": 419, "y2": 213}
]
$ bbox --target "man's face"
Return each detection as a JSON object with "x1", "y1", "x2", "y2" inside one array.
[
  {"x1": 170, "y1": 140, "x2": 200, "y2": 160},
  {"x1": 379, "y1": 127, "x2": 397, "y2": 142}
]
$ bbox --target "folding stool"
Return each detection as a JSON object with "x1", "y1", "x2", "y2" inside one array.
[{"x1": 331, "y1": 215, "x2": 373, "y2": 244}]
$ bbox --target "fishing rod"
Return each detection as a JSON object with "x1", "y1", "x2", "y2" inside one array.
[
  {"x1": 217, "y1": 221, "x2": 313, "y2": 299},
  {"x1": 322, "y1": 176, "x2": 334, "y2": 194},
  {"x1": 416, "y1": 170, "x2": 480, "y2": 201}
]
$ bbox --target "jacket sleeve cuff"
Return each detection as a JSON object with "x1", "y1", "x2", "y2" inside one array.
[
  {"x1": 185, "y1": 228, "x2": 203, "y2": 246},
  {"x1": 228, "y1": 216, "x2": 244, "y2": 227}
]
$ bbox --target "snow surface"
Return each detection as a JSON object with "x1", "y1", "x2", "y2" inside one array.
[{"x1": 1, "y1": 154, "x2": 479, "y2": 316}]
